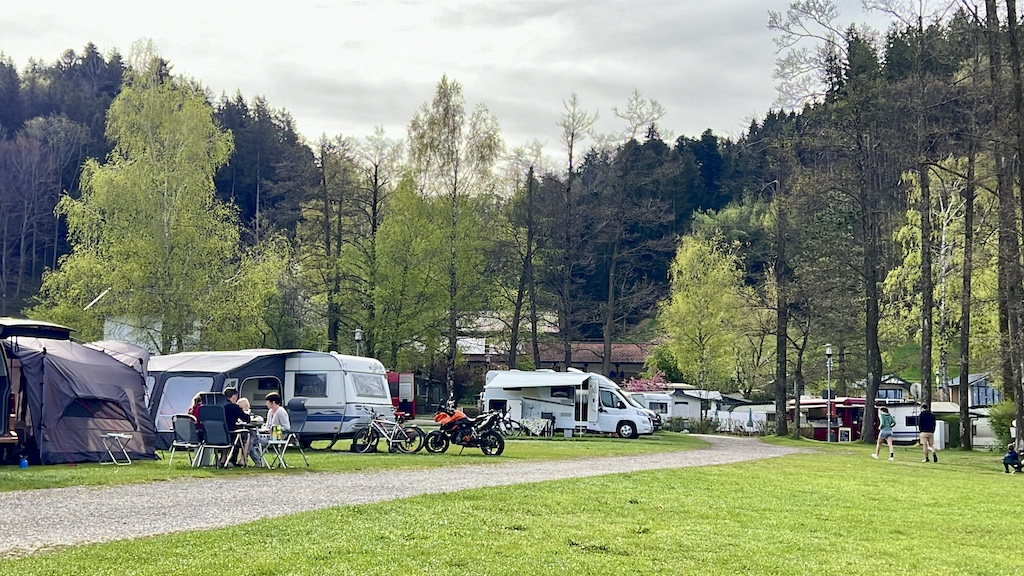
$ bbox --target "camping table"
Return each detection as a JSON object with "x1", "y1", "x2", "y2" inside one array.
[
  {"x1": 264, "y1": 438, "x2": 292, "y2": 469},
  {"x1": 100, "y1": 433, "x2": 132, "y2": 465}
]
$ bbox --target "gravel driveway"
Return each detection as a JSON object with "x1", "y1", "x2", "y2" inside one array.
[{"x1": 0, "y1": 435, "x2": 802, "y2": 558}]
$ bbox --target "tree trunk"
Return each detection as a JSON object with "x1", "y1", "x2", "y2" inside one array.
[
  {"x1": 1006, "y1": 0, "x2": 1024, "y2": 443},
  {"x1": 960, "y1": 143, "x2": 977, "y2": 449}
]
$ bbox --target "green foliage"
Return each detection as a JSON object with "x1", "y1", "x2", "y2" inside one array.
[
  {"x1": 988, "y1": 401, "x2": 1015, "y2": 449},
  {"x1": 31, "y1": 53, "x2": 240, "y2": 352},
  {"x1": 658, "y1": 234, "x2": 746, "y2": 388}
]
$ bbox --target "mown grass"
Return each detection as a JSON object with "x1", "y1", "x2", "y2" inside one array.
[
  {"x1": 2, "y1": 437, "x2": 1018, "y2": 575},
  {"x1": 0, "y1": 431, "x2": 705, "y2": 492}
]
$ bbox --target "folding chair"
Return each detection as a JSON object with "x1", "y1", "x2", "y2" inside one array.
[
  {"x1": 196, "y1": 405, "x2": 235, "y2": 468},
  {"x1": 168, "y1": 414, "x2": 202, "y2": 467},
  {"x1": 282, "y1": 397, "x2": 310, "y2": 467}
]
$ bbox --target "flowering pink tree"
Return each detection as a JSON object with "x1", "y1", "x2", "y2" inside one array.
[{"x1": 624, "y1": 370, "x2": 668, "y2": 392}]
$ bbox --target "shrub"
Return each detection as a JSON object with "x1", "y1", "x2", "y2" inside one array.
[
  {"x1": 664, "y1": 417, "x2": 688, "y2": 432},
  {"x1": 988, "y1": 401, "x2": 1015, "y2": 449}
]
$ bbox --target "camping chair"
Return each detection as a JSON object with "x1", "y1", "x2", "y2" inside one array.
[
  {"x1": 196, "y1": 405, "x2": 235, "y2": 468},
  {"x1": 282, "y1": 397, "x2": 310, "y2": 467},
  {"x1": 168, "y1": 414, "x2": 202, "y2": 467}
]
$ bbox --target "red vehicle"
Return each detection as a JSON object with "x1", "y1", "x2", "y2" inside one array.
[{"x1": 386, "y1": 371, "x2": 416, "y2": 418}]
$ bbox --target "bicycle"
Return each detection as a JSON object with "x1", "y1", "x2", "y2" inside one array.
[
  {"x1": 352, "y1": 410, "x2": 425, "y2": 454},
  {"x1": 496, "y1": 408, "x2": 524, "y2": 438}
]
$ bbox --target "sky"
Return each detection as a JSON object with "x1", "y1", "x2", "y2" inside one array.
[{"x1": 2, "y1": 0, "x2": 894, "y2": 161}]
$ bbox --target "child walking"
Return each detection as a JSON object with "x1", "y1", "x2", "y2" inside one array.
[{"x1": 872, "y1": 407, "x2": 896, "y2": 461}]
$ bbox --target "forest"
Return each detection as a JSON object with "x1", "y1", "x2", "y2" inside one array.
[{"x1": 3, "y1": 2, "x2": 1024, "y2": 442}]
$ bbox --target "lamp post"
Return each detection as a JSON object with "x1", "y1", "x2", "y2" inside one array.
[
  {"x1": 484, "y1": 343, "x2": 491, "y2": 370},
  {"x1": 825, "y1": 344, "x2": 833, "y2": 442},
  {"x1": 354, "y1": 328, "x2": 363, "y2": 356}
]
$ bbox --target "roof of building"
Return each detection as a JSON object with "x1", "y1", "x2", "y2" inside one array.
[{"x1": 535, "y1": 342, "x2": 655, "y2": 365}]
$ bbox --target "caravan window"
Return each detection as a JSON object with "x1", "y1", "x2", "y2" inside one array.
[
  {"x1": 351, "y1": 373, "x2": 389, "y2": 399},
  {"x1": 295, "y1": 373, "x2": 328, "y2": 398},
  {"x1": 156, "y1": 376, "x2": 213, "y2": 431},
  {"x1": 650, "y1": 401, "x2": 669, "y2": 414}
]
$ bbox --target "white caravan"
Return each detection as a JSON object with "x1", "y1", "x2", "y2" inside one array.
[
  {"x1": 482, "y1": 369, "x2": 654, "y2": 438},
  {"x1": 284, "y1": 352, "x2": 395, "y2": 440}
]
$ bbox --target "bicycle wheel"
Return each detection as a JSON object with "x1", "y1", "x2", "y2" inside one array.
[
  {"x1": 396, "y1": 426, "x2": 425, "y2": 454},
  {"x1": 353, "y1": 427, "x2": 379, "y2": 453},
  {"x1": 501, "y1": 419, "x2": 524, "y2": 438}
]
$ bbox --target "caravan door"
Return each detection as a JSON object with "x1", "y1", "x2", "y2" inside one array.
[{"x1": 587, "y1": 378, "x2": 601, "y2": 431}]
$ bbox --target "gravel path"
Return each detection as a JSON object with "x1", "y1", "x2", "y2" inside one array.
[{"x1": 0, "y1": 435, "x2": 803, "y2": 558}]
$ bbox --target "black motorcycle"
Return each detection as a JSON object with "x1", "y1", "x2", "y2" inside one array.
[{"x1": 425, "y1": 404, "x2": 505, "y2": 456}]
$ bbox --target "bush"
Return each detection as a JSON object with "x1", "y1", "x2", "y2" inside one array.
[
  {"x1": 663, "y1": 417, "x2": 688, "y2": 432},
  {"x1": 988, "y1": 401, "x2": 1016, "y2": 449},
  {"x1": 662, "y1": 417, "x2": 720, "y2": 434}
]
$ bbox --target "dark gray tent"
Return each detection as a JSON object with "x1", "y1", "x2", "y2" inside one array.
[{"x1": 4, "y1": 337, "x2": 157, "y2": 464}]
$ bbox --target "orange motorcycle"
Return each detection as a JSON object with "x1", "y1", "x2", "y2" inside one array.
[{"x1": 425, "y1": 401, "x2": 504, "y2": 456}]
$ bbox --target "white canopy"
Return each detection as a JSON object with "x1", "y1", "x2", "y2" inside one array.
[{"x1": 484, "y1": 370, "x2": 590, "y2": 389}]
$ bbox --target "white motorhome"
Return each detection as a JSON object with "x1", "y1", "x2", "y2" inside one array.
[
  {"x1": 482, "y1": 369, "x2": 654, "y2": 438},
  {"x1": 148, "y1": 350, "x2": 394, "y2": 446}
]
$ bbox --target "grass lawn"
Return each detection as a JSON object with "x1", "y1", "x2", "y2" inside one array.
[
  {"x1": 2, "y1": 437, "x2": 1017, "y2": 575},
  {"x1": 0, "y1": 431, "x2": 704, "y2": 492}
]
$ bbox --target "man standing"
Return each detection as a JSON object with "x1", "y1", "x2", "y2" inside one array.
[{"x1": 918, "y1": 403, "x2": 937, "y2": 463}]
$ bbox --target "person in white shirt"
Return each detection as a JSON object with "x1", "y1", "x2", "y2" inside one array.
[{"x1": 265, "y1": 393, "x2": 291, "y2": 432}]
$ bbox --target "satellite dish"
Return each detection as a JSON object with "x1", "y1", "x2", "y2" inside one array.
[{"x1": 910, "y1": 383, "x2": 921, "y2": 399}]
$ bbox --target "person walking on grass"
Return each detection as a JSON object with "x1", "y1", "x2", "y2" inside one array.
[
  {"x1": 872, "y1": 407, "x2": 896, "y2": 461},
  {"x1": 918, "y1": 403, "x2": 938, "y2": 463}
]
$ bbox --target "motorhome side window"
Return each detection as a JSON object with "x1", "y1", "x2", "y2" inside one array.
[
  {"x1": 351, "y1": 373, "x2": 389, "y2": 398},
  {"x1": 295, "y1": 373, "x2": 328, "y2": 397},
  {"x1": 551, "y1": 386, "x2": 573, "y2": 399},
  {"x1": 650, "y1": 402, "x2": 668, "y2": 414},
  {"x1": 600, "y1": 390, "x2": 618, "y2": 408}
]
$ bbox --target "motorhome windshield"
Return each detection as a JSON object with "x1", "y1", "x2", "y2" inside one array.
[{"x1": 622, "y1": 394, "x2": 645, "y2": 409}]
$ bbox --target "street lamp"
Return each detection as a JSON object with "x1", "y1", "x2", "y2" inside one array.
[
  {"x1": 354, "y1": 328, "x2": 363, "y2": 356},
  {"x1": 825, "y1": 343, "x2": 833, "y2": 442}
]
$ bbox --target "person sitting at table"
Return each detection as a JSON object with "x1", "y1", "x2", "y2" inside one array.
[
  {"x1": 248, "y1": 393, "x2": 289, "y2": 466},
  {"x1": 222, "y1": 387, "x2": 250, "y2": 467},
  {"x1": 264, "y1": 392, "x2": 291, "y2": 432},
  {"x1": 187, "y1": 392, "x2": 204, "y2": 440}
]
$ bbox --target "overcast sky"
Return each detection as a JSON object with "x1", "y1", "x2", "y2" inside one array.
[{"x1": 3, "y1": 1, "x2": 892, "y2": 161}]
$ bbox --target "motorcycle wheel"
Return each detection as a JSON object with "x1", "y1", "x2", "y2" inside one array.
[
  {"x1": 397, "y1": 426, "x2": 425, "y2": 454},
  {"x1": 353, "y1": 427, "x2": 379, "y2": 454},
  {"x1": 424, "y1": 431, "x2": 449, "y2": 453},
  {"x1": 479, "y1": 430, "x2": 505, "y2": 456}
]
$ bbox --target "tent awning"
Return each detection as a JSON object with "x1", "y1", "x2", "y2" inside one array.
[{"x1": 148, "y1": 349, "x2": 302, "y2": 374}]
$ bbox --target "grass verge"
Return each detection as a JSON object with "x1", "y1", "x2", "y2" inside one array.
[
  {"x1": 2, "y1": 437, "x2": 1018, "y2": 575},
  {"x1": 0, "y1": 431, "x2": 704, "y2": 492}
]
